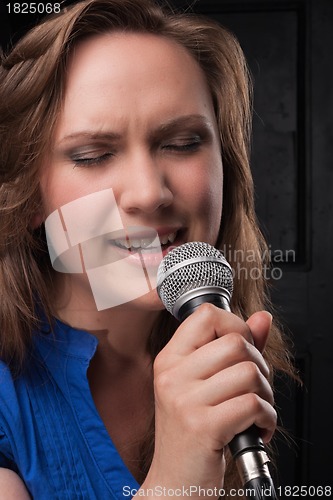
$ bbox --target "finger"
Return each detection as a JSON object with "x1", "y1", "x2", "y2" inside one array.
[
  {"x1": 185, "y1": 332, "x2": 270, "y2": 380},
  {"x1": 197, "y1": 361, "x2": 274, "y2": 407},
  {"x1": 162, "y1": 304, "x2": 253, "y2": 357},
  {"x1": 246, "y1": 311, "x2": 272, "y2": 353},
  {"x1": 209, "y1": 394, "x2": 277, "y2": 447}
]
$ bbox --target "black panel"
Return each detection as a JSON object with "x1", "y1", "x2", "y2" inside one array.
[{"x1": 185, "y1": 1, "x2": 310, "y2": 269}]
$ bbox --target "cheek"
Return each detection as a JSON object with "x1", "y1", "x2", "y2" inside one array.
[
  {"x1": 39, "y1": 167, "x2": 98, "y2": 218},
  {"x1": 179, "y1": 157, "x2": 223, "y2": 220},
  {"x1": 39, "y1": 168, "x2": 71, "y2": 217},
  {"x1": 184, "y1": 155, "x2": 223, "y2": 245}
]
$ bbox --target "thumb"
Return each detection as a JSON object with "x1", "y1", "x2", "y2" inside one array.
[{"x1": 246, "y1": 311, "x2": 272, "y2": 353}]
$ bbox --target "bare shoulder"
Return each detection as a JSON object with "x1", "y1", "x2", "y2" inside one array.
[{"x1": 0, "y1": 468, "x2": 30, "y2": 499}]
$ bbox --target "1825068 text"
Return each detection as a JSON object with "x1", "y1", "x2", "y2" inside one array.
[
  {"x1": 277, "y1": 485, "x2": 331, "y2": 497},
  {"x1": 6, "y1": 3, "x2": 61, "y2": 14}
]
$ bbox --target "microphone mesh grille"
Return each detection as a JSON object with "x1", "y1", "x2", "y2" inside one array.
[{"x1": 157, "y1": 242, "x2": 233, "y2": 314}]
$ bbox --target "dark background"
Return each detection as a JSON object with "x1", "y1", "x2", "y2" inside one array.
[{"x1": 1, "y1": 0, "x2": 332, "y2": 492}]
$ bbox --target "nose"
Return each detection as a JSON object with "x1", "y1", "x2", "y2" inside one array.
[{"x1": 119, "y1": 151, "x2": 173, "y2": 214}]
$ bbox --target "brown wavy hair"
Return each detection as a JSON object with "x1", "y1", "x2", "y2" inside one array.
[{"x1": 0, "y1": 0, "x2": 297, "y2": 495}]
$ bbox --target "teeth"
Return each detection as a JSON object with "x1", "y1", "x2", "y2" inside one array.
[
  {"x1": 131, "y1": 238, "x2": 141, "y2": 249},
  {"x1": 160, "y1": 232, "x2": 177, "y2": 245},
  {"x1": 112, "y1": 231, "x2": 178, "y2": 250},
  {"x1": 160, "y1": 235, "x2": 169, "y2": 245},
  {"x1": 114, "y1": 238, "x2": 131, "y2": 249},
  {"x1": 140, "y1": 238, "x2": 154, "y2": 249},
  {"x1": 168, "y1": 232, "x2": 176, "y2": 243}
]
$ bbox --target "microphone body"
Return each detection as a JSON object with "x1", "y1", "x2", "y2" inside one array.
[{"x1": 157, "y1": 242, "x2": 278, "y2": 500}]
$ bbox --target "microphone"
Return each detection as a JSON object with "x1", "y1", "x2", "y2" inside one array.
[{"x1": 156, "y1": 241, "x2": 279, "y2": 500}]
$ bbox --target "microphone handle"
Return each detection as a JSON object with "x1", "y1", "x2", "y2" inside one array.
[
  {"x1": 229, "y1": 426, "x2": 278, "y2": 499},
  {"x1": 177, "y1": 294, "x2": 279, "y2": 500}
]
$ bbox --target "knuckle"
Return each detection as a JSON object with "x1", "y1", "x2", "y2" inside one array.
[
  {"x1": 227, "y1": 332, "x2": 249, "y2": 355},
  {"x1": 153, "y1": 355, "x2": 162, "y2": 375},
  {"x1": 172, "y1": 392, "x2": 189, "y2": 415},
  {"x1": 260, "y1": 357, "x2": 271, "y2": 379},
  {"x1": 154, "y1": 369, "x2": 173, "y2": 397},
  {"x1": 153, "y1": 350, "x2": 168, "y2": 375},
  {"x1": 243, "y1": 361, "x2": 262, "y2": 383},
  {"x1": 245, "y1": 393, "x2": 263, "y2": 414},
  {"x1": 197, "y1": 302, "x2": 217, "y2": 318},
  {"x1": 270, "y1": 406, "x2": 278, "y2": 426}
]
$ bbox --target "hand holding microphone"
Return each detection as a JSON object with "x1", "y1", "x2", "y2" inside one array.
[{"x1": 154, "y1": 242, "x2": 278, "y2": 499}]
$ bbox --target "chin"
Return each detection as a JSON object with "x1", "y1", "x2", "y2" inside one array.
[{"x1": 125, "y1": 288, "x2": 165, "y2": 312}]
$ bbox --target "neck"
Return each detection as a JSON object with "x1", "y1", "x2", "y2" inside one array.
[
  {"x1": 60, "y1": 304, "x2": 163, "y2": 360},
  {"x1": 52, "y1": 274, "x2": 163, "y2": 361}
]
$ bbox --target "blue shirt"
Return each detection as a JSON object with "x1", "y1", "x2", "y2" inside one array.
[{"x1": 0, "y1": 319, "x2": 140, "y2": 499}]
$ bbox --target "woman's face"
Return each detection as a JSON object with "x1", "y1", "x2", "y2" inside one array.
[{"x1": 40, "y1": 33, "x2": 223, "y2": 311}]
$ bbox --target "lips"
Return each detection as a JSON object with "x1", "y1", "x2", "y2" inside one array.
[{"x1": 109, "y1": 228, "x2": 180, "y2": 252}]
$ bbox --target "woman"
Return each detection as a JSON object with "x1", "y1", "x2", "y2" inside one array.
[{"x1": 0, "y1": 0, "x2": 296, "y2": 498}]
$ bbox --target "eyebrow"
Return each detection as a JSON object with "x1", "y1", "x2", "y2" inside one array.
[
  {"x1": 149, "y1": 114, "x2": 214, "y2": 142},
  {"x1": 56, "y1": 114, "x2": 214, "y2": 146},
  {"x1": 57, "y1": 131, "x2": 121, "y2": 145},
  {"x1": 153, "y1": 114, "x2": 212, "y2": 133}
]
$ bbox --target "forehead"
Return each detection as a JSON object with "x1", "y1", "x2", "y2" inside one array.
[
  {"x1": 58, "y1": 32, "x2": 214, "y2": 128},
  {"x1": 65, "y1": 31, "x2": 207, "y2": 86},
  {"x1": 53, "y1": 33, "x2": 219, "y2": 146}
]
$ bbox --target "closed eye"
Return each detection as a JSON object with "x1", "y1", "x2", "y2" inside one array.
[
  {"x1": 71, "y1": 152, "x2": 114, "y2": 167},
  {"x1": 162, "y1": 136, "x2": 202, "y2": 153}
]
